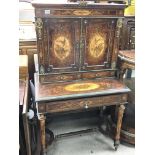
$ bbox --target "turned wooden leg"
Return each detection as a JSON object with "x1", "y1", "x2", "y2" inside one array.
[
  {"x1": 114, "y1": 104, "x2": 125, "y2": 151},
  {"x1": 39, "y1": 114, "x2": 47, "y2": 155}
]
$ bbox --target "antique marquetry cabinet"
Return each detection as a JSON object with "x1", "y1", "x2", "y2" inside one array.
[{"x1": 32, "y1": 1, "x2": 130, "y2": 155}]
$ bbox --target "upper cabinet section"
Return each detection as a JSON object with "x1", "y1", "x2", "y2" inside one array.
[{"x1": 32, "y1": 1, "x2": 126, "y2": 75}]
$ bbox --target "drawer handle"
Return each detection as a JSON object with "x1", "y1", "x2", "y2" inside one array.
[
  {"x1": 60, "y1": 76, "x2": 64, "y2": 80},
  {"x1": 84, "y1": 103, "x2": 88, "y2": 109}
]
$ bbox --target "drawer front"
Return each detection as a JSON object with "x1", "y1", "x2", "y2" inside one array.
[
  {"x1": 82, "y1": 71, "x2": 115, "y2": 79},
  {"x1": 38, "y1": 94, "x2": 128, "y2": 113},
  {"x1": 40, "y1": 74, "x2": 77, "y2": 83},
  {"x1": 36, "y1": 9, "x2": 124, "y2": 18},
  {"x1": 39, "y1": 71, "x2": 115, "y2": 83}
]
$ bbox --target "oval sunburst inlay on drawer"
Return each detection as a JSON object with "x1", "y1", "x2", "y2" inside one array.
[{"x1": 65, "y1": 83, "x2": 100, "y2": 92}]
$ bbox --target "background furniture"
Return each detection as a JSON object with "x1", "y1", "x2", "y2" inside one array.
[
  {"x1": 32, "y1": 1, "x2": 130, "y2": 154},
  {"x1": 19, "y1": 39, "x2": 37, "y2": 81},
  {"x1": 108, "y1": 50, "x2": 135, "y2": 145},
  {"x1": 19, "y1": 55, "x2": 31, "y2": 155},
  {"x1": 117, "y1": 50, "x2": 135, "y2": 144},
  {"x1": 19, "y1": 1, "x2": 37, "y2": 81},
  {"x1": 118, "y1": 50, "x2": 135, "y2": 79},
  {"x1": 119, "y1": 15, "x2": 135, "y2": 77},
  {"x1": 119, "y1": 16, "x2": 135, "y2": 50}
]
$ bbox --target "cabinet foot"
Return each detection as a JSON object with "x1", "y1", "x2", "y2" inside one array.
[{"x1": 46, "y1": 128, "x2": 54, "y2": 146}]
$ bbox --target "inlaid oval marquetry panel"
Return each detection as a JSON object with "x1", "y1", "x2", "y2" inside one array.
[
  {"x1": 89, "y1": 34, "x2": 106, "y2": 58},
  {"x1": 73, "y1": 10, "x2": 91, "y2": 16},
  {"x1": 54, "y1": 36, "x2": 71, "y2": 60},
  {"x1": 65, "y1": 83, "x2": 100, "y2": 92}
]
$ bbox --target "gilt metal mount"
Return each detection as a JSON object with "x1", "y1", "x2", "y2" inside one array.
[{"x1": 35, "y1": 18, "x2": 43, "y2": 40}]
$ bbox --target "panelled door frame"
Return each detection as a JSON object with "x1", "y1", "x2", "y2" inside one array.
[
  {"x1": 80, "y1": 18, "x2": 117, "y2": 71},
  {"x1": 45, "y1": 18, "x2": 80, "y2": 73}
]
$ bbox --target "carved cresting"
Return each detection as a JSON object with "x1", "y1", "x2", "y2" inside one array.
[{"x1": 35, "y1": 18, "x2": 43, "y2": 40}]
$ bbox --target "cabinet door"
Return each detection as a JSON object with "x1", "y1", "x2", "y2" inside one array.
[
  {"x1": 39, "y1": 19, "x2": 80, "y2": 73},
  {"x1": 81, "y1": 19, "x2": 116, "y2": 71}
]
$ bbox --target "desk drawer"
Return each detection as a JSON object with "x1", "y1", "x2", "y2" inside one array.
[{"x1": 38, "y1": 94, "x2": 127, "y2": 113}]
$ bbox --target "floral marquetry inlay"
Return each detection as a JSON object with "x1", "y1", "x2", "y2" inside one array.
[
  {"x1": 89, "y1": 34, "x2": 106, "y2": 58},
  {"x1": 54, "y1": 36, "x2": 71, "y2": 60}
]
